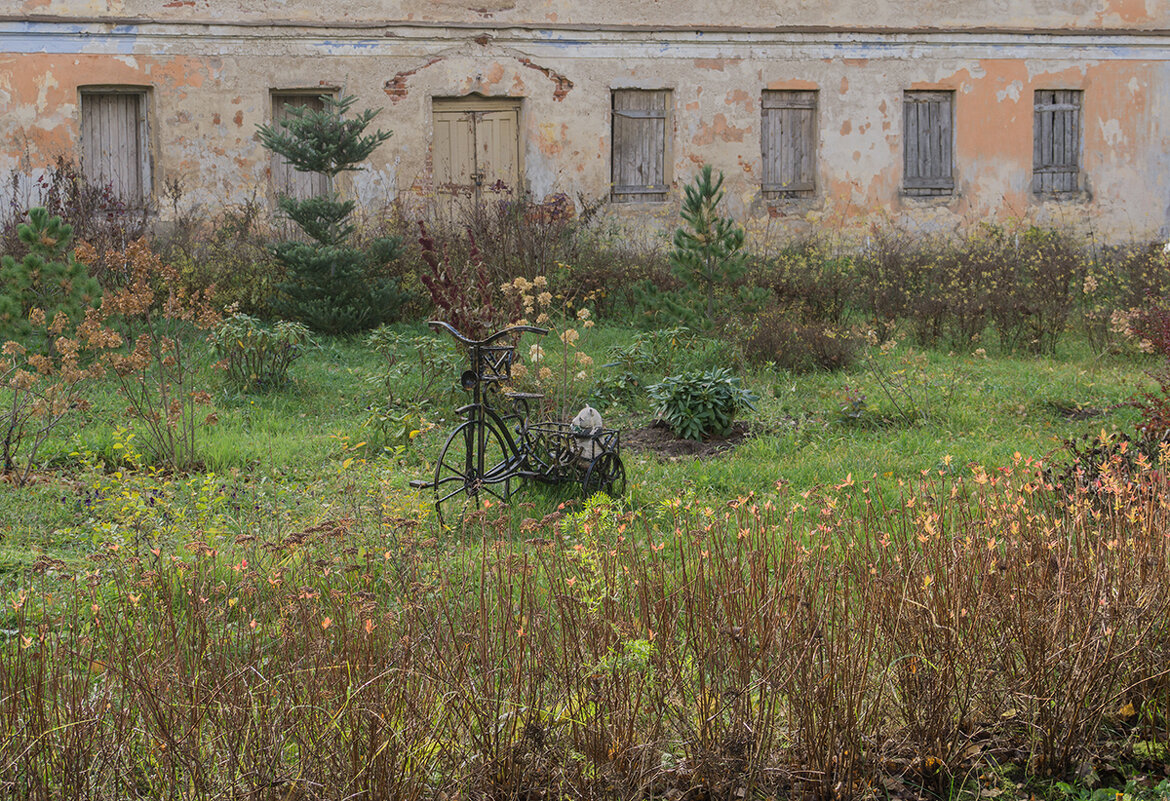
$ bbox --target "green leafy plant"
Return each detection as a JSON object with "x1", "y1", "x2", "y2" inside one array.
[
  {"x1": 593, "y1": 327, "x2": 710, "y2": 411},
  {"x1": 606, "y1": 327, "x2": 701, "y2": 376},
  {"x1": 209, "y1": 313, "x2": 312, "y2": 392},
  {"x1": 647, "y1": 367, "x2": 757, "y2": 440},
  {"x1": 590, "y1": 369, "x2": 643, "y2": 409},
  {"x1": 362, "y1": 404, "x2": 425, "y2": 457},
  {"x1": 364, "y1": 327, "x2": 459, "y2": 407},
  {"x1": 257, "y1": 95, "x2": 407, "y2": 334},
  {"x1": 361, "y1": 328, "x2": 457, "y2": 455},
  {"x1": 0, "y1": 207, "x2": 102, "y2": 347},
  {"x1": 669, "y1": 164, "x2": 747, "y2": 320}
]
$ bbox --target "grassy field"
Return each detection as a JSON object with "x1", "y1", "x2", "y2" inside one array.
[
  {"x1": 0, "y1": 321, "x2": 1151, "y2": 561},
  {"x1": 3, "y1": 319, "x2": 1169, "y2": 801}
]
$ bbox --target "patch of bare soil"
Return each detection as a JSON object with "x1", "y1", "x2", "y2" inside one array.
[
  {"x1": 1053, "y1": 403, "x2": 1105, "y2": 421},
  {"x1": 622, "y1": 420, "x2": 751, "y2": 460}
]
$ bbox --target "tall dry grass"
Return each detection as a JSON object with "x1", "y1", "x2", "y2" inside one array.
[{"x1": 3, "y1": 456, "x2": 1169, "y2": 799}]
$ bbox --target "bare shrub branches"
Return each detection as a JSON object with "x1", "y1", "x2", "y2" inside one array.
[{"x1": 4, "y1": 459, "x2": 1170, "y2": 799}]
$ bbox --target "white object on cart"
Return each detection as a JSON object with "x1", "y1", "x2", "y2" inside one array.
[{"x1": 570, "y1": 405, "x2": 604, "y2": 460}]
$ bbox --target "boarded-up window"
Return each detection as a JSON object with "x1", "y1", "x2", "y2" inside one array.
[
  {"x1": 611, "y1": 89, "x2": 670, "y2": 202},
  {"x1": 1033, "y1": 90, "x2": 1082, "y2": 195},
  {"x1": 80, "y1": 90, "x2": 149, "y2": 208},
  {"x1": 761, "y1": 90, "x2": 817, "y2": 198},
  {"x1": 271, "y1": 92, "x2": 333, "y2": 201},
  {"x1": 903, "y1": 91, "x2": 954, "y2": 196}
]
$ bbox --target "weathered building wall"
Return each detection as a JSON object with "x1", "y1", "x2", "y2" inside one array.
[
  {"x1": 3, "y1": 8, "x2": 1170, "y2": 240},
  {"x1": 9, "y1": 0, "x2": 1169, "y2": 30}
]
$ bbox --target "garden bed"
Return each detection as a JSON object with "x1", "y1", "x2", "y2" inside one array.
[{"x1": 623, "y1": 418, "x2": 752, "y2": 459}]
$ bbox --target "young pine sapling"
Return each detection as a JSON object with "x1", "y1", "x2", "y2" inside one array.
[
  {"x1": 257, "y1": 95, "x2": 407, "y2": 334},
  {"x1": 669, "y1": 165, "x2": 747, "y2": 320}
]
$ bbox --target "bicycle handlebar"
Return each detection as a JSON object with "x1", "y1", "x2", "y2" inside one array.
[{"x1": 427, "y1": 321, "x2": 549, "y2": 347}]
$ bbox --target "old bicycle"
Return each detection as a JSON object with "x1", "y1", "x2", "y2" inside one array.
[{"x1": 410, "y1": 321, "x2": 625, "y2": 525}]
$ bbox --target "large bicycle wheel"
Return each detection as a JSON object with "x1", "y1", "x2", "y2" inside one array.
[
  {"x1": 582, "y1": 452, "x2": 627, "y2": 499},
  {"x1": 433, "y1": 420, "x2": 518, "y2": 527}
]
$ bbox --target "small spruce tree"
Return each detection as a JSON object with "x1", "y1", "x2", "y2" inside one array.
[
  {"x1": 0, "y1": 207, "x2": 101, "y2": 346},
  {"x1": 669, "y1": 164, "x2": 747, "y2": 320},
  {"x1": 258, "y1": 95, "x2": 406, "y2": 334}
]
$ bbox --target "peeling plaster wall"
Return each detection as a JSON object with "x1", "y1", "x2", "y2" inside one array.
[
  {"x1": 3, "y1": 11, "x2": 1170, "y2": 240},
  {"x1": 8, "y1": 0, "x2": 1170, "y2": 29}
]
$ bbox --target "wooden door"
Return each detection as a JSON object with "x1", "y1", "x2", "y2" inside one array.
[
  {"x1": 81, "y1": 91, "x2": 148, "y2": 208},
  {"x1": 475, "y1": 109, "x2": 519, "y2": 191},
  {"x1": 432, "y1": 97, "x2": 521, "y2": 205}
]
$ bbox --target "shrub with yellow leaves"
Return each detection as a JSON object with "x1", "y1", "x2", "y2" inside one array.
[
  {"x1": 2, "y1": 306, "x2": 121, "y2": 484},
  {"x1": 88, "y1": 239, "x2": 222, "y2": 472}
]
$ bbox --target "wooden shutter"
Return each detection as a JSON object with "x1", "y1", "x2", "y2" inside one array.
[
  {"x1": 432, "y1": 108, "x2": 475, "y2": 193},
  {"x1": 432, "y1": 97, "x2": 522, "y2": 197},
  {"x1": 81, "y1": 92, "x2": 147, "y2": 208},
  {"x1": 271, "y1": 93, "x2": 332, "y2": 201},
  {"x1": 1033, "y1": 90, "x2": 1081, "y2": 195},
  {"x1": 611, "y1": 89, "x2": 669, "y2": 202},
  {"x1": 903, "y1": 91, "x2": 954, "y2": 196},
  {"x1": 761, "y1": 90, "x2": 817, "y2": 197},
  {"x1": 475, "y1": 108, "x2": 521, "y2": 189}
]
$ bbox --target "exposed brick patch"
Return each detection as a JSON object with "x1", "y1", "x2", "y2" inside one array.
[
  {"x1": 384, "y1": 57, "x2": 445, "y2": 103},
  {"x1": 517, "y1": 57, "x2": 574, "y2": 101}
]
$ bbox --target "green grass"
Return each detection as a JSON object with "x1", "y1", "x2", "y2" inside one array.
[{"x1": 0, "y1": 320, "x2": 1156, "y2": 565}]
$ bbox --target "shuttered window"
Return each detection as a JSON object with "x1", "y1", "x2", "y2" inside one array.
[
  {"x1": 80, "y1": 90, "x2": 149, "y2": 208},
  {"x1": 271, "y1": 92, "x2": 333, "y2": 201},
  {"x1": 611, "y1": 89, "x2": 670, "y2": 202},
  {"x1": 903, "y1": 91, "x2": 954, "y2": 196},
  {"x1": 761, "y1": 90, "x2": 817, "y2": 198},
  {"x1": 1033, "y1": 90, "x2": 1082, "y2": 195}
]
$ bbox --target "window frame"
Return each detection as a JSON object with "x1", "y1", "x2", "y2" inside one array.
[
  {"x1": 902, "y1": 90, "x2": 955, "y2": 197},
  {"x1": 1032, "y1": 89, "x2": 1083, "y2": 197},
  {"x1": 78, "y1": 85, "x2": 152, "y2": 210},
  {"x1": 760, "y1": 89, "x2": 818, "y2": 199},
  {"x1": 610, "y1": 89, "x2": 672, "y2": 203}
]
